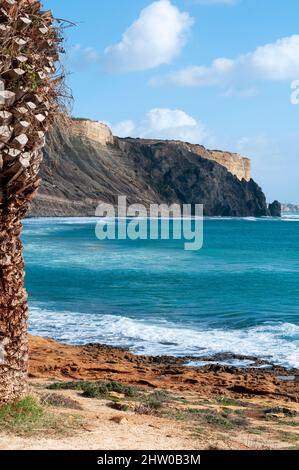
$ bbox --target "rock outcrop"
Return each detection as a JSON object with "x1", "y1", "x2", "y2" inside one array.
[
  {"x1": 70, "y1": 120, "x2": 251, "y2": 181},
  {"x1": 29, "y1": 120, "x2": 271, "y2": 217},
  {"x1": 71, "y1": 119, "x2": 114, "y2": 146},
  {"x1": 166, "y1": 141, "x2": 251, "y2": 181},
  {"x1": 268, "y1": 200, "x2": 282, "y2": 217},
  {"x1": 29, "y1": 335, "x2": 299, "y2": 403},
  {"x1": 209, "y1": 150, "x2": 251, "y2": 182}
]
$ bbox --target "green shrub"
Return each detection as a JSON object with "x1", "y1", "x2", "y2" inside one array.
[
  {"x1": 0, "y1": 396, "x2": 79, "y2": 437},
  {"x1": 108, "y1": 402, "x2": 129, "y2": 412},
  {"x1": 47, "y1": 380, "x2": 137, "y2": 399},
  {"x1": 214, "y1": 396, "x2": 242, "y2": 407}
]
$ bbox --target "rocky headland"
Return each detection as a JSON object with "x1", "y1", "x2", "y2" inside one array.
[{"x1": 28, "y1": 119, "x2": 280, "y2": 218}]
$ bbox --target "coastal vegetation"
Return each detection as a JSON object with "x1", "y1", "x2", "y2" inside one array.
[
  {"x1": 0, "y1": 335, "x2": 298, "y2": 448},
  {"x1": 0, "y1": 377, "x2": 298, "y2": 449},
  {"x1": 0, "y1": 395, "x2": 80, "y2": 437}
]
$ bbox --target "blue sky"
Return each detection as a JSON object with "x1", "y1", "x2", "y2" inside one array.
[{"x1": 45, "y1": 0, "x2": 299, "y2": 202}]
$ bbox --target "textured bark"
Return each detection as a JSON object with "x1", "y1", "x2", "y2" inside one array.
[
  {"x1": 0, "y1": 167, "x2": 40, "y2": 401},
  {"x1": 0, "y1": 0, "x2": 64, "y2": 402},
  {"x1": 0, "y1": 214, "x2": 29, "y2": 401}
]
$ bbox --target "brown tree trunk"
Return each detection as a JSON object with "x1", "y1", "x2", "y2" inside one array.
[
  {"x1": 0, "y1": 165, "x2": 41, "y2": 402},
  {"x1": 0, "y1": 0, "x2": 64, "y2": 402},
  {"x1": 0, "y1": 215, "x2": 29, "y2": 401}
]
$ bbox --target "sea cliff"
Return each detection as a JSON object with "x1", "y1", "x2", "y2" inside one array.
[{"x1": 29, "y1": 119, "x2": 277, "y2": 217}]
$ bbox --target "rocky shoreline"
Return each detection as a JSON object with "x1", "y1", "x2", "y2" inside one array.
[
  {"x1": 29, "y1": 336, "x2": 299, "y2": 403},
  {"x1": 1, "y1": 335, "x2": 297, "y2": 451}
]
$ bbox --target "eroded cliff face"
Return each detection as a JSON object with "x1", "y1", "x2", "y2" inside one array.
[
  {"x1": 159, "y1": 140, "x2": 251, "y2": 182},
  {"x1": 209, "y1": 150, "x2": 251, "y2": 182},
  {"x1": 70, "y1": 120, "x2": 251, "y2": 181},
  {"x1": 28, "y1": 121, "x2": 270, "y2": 217},
  {"x1": 71, "y1": 119, "x2": 114, "y2": 146}
]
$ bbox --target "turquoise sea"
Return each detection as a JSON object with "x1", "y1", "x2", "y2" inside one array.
[{"x1": 23, "y1": 216, "x2": 299, "y2": 368}]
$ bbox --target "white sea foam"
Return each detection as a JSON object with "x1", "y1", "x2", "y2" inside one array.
[
  {"x1": 29, "y1": 306, "x2": 299, "y2": 368},
  {"x1": 281, "y1": 213, "x2": 299, "y2": 221},
  {"x1": 24, "y1": 217, "x2": 99, "y2": 225},
  {"x1": 24, "y1": 216, "x2": 295, "y2": 225}
]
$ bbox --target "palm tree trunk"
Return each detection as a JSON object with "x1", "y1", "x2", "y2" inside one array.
[
  {"x1": 0, "y1": 216, "x2": 29, "y2": 401},
  {"x1": 0, "y1": 171, "x2": 40, "y2": 402},
  {"x1": 0, "y1": 0, "x2": 64, "y2": 402}
]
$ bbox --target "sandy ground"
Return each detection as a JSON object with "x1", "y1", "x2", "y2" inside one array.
[
  {"x1": 0, "y1": 336, "x2": 298, "y2": 450},
  {"x1": 0, "y1": 389, "x2": 197, "y2": 450},
  {"x1": 1, "y1": 385, "x2": 298, "y2": 450}
]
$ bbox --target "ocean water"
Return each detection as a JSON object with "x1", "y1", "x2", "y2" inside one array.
[{"x1": 22, "y1": 216, "x2": 299, "y2": 368}]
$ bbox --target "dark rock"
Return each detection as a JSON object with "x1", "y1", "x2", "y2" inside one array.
[
  {"x1": 229, "y1": 385, "x2": 270, "y2": 396},
  {"x1": 268, "y1": 200, "x2": 282, "y2": 217},
  {"x1": 184, "y1": 378, "x2": 198, "y2": 384},
  {"x1": 263, "y1": 407, "x2": 296, "y2": 417}
]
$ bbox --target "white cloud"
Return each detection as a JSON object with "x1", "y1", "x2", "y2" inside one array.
[
  {"x1": 113, "y1": 120, "x2": 136, "y2": 137},
  {"x1": 112, "y1": 108, "x2": 211, "y2": 144},
  {"x1": 151, "y1": 35, "x2": 299, "y2": 87},
  {"x1": 104, "y1": 0, "x2": 193, "y2": 72},
  {"x1": 251, "y1": 36, "x2": 299, "y2": 80},
  {"x1": 68, "y1": 44, "x2": 100, "y2": 65},
  {"x1": 144, "y1": 108, "x2": 197, "y2": 131},
  {"x1": 83, "y1": 47, "x2": 101, "y2": 63}
]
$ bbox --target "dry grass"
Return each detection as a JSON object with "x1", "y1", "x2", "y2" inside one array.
[
  {"x1": 40, "y1": 393, "x2": 82, "y2": 410},
  {"x1": 0, "y1": 396, "x2": 82, "y2": 437},
  {"x1": 1, "y1": 381, "x2": 298, "y2": 450}
]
